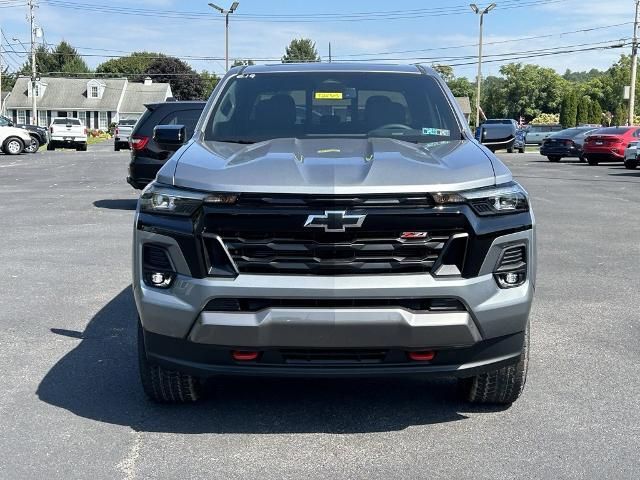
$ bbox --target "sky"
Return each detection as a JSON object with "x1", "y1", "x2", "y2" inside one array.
[{"x1": 0, "y1": 0, "x2": 635, "y2": 80}]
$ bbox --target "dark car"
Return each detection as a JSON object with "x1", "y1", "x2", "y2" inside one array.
[
  {"x1": 539, "y1": 127, "x2": 598, "y2": 162},
  {"x1": 127, "y1": 101, "x2": 206, "y2": 189},
  {"x1": 0, "y1": 114, "x2": 49, "y2": 153},
  {"x1": 582, "y1": 126, "x2": 640, "y2": 165}
]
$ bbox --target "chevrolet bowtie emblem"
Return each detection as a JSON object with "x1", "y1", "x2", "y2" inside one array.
[{"x1": 304, "y1": 210, "x2": 366, "y2": 232}]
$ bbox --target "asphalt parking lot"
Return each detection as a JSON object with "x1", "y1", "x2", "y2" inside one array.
[{"x1": 0, "y1": 141, "x2": 639, "y2": 479}]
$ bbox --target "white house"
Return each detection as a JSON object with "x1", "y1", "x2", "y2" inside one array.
[{"x1": 4, "y1": 76, "x2": 172, "y2": 129}]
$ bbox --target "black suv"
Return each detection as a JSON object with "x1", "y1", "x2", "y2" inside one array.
[{"x1": 127, "y1": 101, "x2": 206, "y2": 190}]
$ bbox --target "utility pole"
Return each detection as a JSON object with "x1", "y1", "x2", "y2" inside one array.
[
  {"x1": 470, "y1": 3, "x2": 496, "y2": 128},
  {"x1": 28, "y1": 0, "x2": 37, "y2": 125},
  {"x1": 629, "y1": 0, "x2": 640, "y2": 126},
  {"x1": 328, "y1": 42, "x2": 332, "y2": 63},
  {"x1": 208, "y1": 2, "x2": 239, "y2": 71}
]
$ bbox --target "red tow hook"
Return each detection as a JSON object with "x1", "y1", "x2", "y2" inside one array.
[
  {"x1": 232, "y1": 350, "x2": 259, "y2": 361},
  {"x1": 408, "y1": 351, "x2": 436, "y2": 361}
]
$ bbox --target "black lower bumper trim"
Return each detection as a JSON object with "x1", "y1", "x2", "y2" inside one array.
[{"x1": 143, "y1": 329, "x2": 525, "y2": 378}]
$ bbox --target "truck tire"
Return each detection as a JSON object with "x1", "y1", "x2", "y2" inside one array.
[
  {"x1": 519, "y1": 147, "x2": 525, "y2": 153},
  {"x1": 624, "y1": 159, "x2": 638, "y2": 169},
  {"x1": 587, "y1": 157, "x2": 599, "y2": 166},
  {"x1": 25, "y1": 136, "x2": 40, "y2": 154},
  {"x1": 547, "y1": 155, "x2": 561, "y2": 162},
  {"x1": 3, "y1": 137, "x2": 24, "y2": 155},
  {"x1": 76, "y1": 143, "x2": 87, "y2": 152},
  {"x1": 47, "y1": 143, "x2": 55, "y2": 151},
  {"x1": 507, "y1": 148, "x2": 514, "y2": 153},
  {"x1": 114, "y1": 143, "x2": 121, "y2": 152},
  {"x1": 460, "y1": 327, "x2": 529, "y2": 405},
  {"x1": 137, "y1": 319, "x2": 203, "y2": 403}
]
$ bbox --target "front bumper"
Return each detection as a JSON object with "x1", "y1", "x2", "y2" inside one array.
[{"x1": 143, "y1": 328, "x2": 526, "y2": 378}]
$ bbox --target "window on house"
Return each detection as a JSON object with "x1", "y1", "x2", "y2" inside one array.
[
  {"x1": 90, "y1": 85, "x2": 99, "y2": 98},
  {"x1": 98, "y1": 111, "x2": 108, "y2": 130},
  {"x1": 38, "y1": 111, "x2": 47, "y2": 127},
  {"x1": 17, "y1": 110, "x2": 26, "y2": 124}
]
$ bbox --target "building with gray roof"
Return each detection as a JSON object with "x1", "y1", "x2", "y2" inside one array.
[{"x1": 4, "y1": 76, "x2": 172, "y2": 129}]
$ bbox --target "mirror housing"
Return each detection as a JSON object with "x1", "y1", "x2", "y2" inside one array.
[{"x1": 153, "y1": 124, "x2": 187, "y2": 151}]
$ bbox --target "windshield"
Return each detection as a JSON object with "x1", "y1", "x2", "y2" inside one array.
[
  {"x1": 484, "y1": 119, "x2": 512, "y2": 125},
  {"x1": 53, "y1": 118, "x2": 81, "y2": 125},
  {"x1": 118, "y1": 119, "x2": 137, "y2": 126},
  {"x1": 550, "y1": 128, "x2": 593, "y2": 139},
  {"x1": 593, "y1": 127, "x2": 632, "y2": 135},
  {"x1": 204, "y1": 72, "x2": 461, "y2": 144}
]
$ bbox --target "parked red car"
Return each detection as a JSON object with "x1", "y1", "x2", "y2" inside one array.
[{"x1": 582, "y1": 126, "x2": 640, "y2": 165}]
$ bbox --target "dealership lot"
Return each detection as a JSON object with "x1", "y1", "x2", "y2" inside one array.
[{"x1": 0, "y1": 142, "x2": 638, "y2": 479}]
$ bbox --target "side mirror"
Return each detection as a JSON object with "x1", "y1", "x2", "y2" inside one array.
[
  {"x1": 153, "y1": 124, "x2": 186, "y2": 151},
  {"x1": 8, "y1": 121, "x2": 14, "y2": 127}
]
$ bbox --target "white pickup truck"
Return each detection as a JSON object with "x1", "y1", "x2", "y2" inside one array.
[{"x1": 47, "y1": 117, "x2": 87, "y2": 151}]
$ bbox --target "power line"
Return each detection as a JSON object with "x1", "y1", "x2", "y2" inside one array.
[{"x1": 39, "y1": 0, "x2": 567, "y2": 22}]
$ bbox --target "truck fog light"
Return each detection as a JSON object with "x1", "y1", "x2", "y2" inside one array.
[
  {"x1": 146, "y1": 271, "x2": 174, "y2": 288},
  {"x1": 495, "y1": 271, "x2": 526, "y2": 288}
]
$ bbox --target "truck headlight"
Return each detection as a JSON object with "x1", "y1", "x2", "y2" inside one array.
[
  {"x1": 432, "y1": 182, "x2": 529, "y2": 216},
  {"x1": 140, "y1": 184, "x2": 238, "y2": 216}
]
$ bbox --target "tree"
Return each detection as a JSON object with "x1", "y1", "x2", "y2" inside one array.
[
  {"x1": 21, "y1": 41, "x2": 90, "y2": 76},
  {"x1": 282, "y1": 38, "x2": 320, "y2": 63},
  {"x1": 481, "y1": 76, "x2": 509, "y2": 120},
  {"x1": 589, "y1": 101, "x2": 603, "y2": 125},
  {"x1": 559, "y1": 91, "x2": 578, "y2": 127},
  {"x1": 145, "y1": 56, "x2": 205, "y2": 100},
  {"x1": 433, "y1": 64, "x2": 454, "y2": 83},
  {"x1": 200, "y1": 70, "x2": 220, "y2": 99},
  {"x1": 498, "y1": 63, "x2": 567, "y2": 119},
  {"x1": 576, "y1": 96, "x2": 591, "y2": 126},
  {"x1": 1, "y1": 66, "x2": 16, "y2": 91},
  {"x1": 232, "y1": 59, "x2": 255, "y2": 67},
  {"x1": 613, "y1": 104, "x2": 628, "y2": 126},
  {"x1": 96, "y1": 52, "x2": 165, "y2": 80}
]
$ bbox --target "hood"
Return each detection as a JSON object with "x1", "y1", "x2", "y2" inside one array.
[{"x1": 167, "y1": 137, "x2": 502, "y2": 194}]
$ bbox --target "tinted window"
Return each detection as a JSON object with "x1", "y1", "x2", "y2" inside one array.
[
  {"x1": 0, "y1": 116, "x2": 10, "y2": 127},
  {"x1": 53, "y1": 118, "x2": 81, "y2": 125},
  {"x1": 593, "y1": 127, "x2": 632, "y2": 135},
  {"x1": 484, "y1": 119, "x2": 512, "y2": 125},
  {"x1": 529, "y1": 125, "x2": 560, "y2": 133},
  {"x1": 550, "y1": 128, "x2": 594, "y2": 139},
  {"x1": 118, "y1": 119, "x2": 137, "y2": 126},
  {"x1": 159, "y1": 109, "x2": 203, "y2": 137},
  {"x1": 205, "y1": 72, "x2": 461, "y2": 144}
]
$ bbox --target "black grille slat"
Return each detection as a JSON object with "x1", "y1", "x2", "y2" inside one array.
[
  {"x1": 496, "y1": 246, "x2": 527, "y2": 272},
  {"x1": 222, "y1": 232, "x2": 453, "y2": 275},
  {"x1": 237, "y1": 194, "x2": 435, "y2": 209},
  {"x1": 282, "y1": 350, "x2": 387, "y2": 364}
]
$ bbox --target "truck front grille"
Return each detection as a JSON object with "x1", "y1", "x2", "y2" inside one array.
[{"x1": 202, "y1": 194, "x2": 468, "y2": 276}]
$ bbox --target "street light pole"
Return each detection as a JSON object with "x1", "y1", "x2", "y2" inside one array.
[
  {"x1": 208, "y1": 2, "x2": 239, "y2": 71},
  {"x1": 470, "y1": 3, "x2": 496, "y2": 128},
  {"x1": 629, "y1": 0, "x2": 640, "y2": 126},
  {"x1": 28, "y1": 0, "x2": 38, "y2": 125}
]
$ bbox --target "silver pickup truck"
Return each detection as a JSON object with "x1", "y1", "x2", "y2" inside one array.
[
  {"x1": 133, "y1": 63, "x2": 536, "y2": 406},
  {"x1": 114, "y1": 119, "x2": 137, "y2": 151}
]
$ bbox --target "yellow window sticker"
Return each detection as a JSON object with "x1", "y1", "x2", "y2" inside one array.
[{"x1": 315, "y1": 92, "x2": 343, "y2": 100}]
